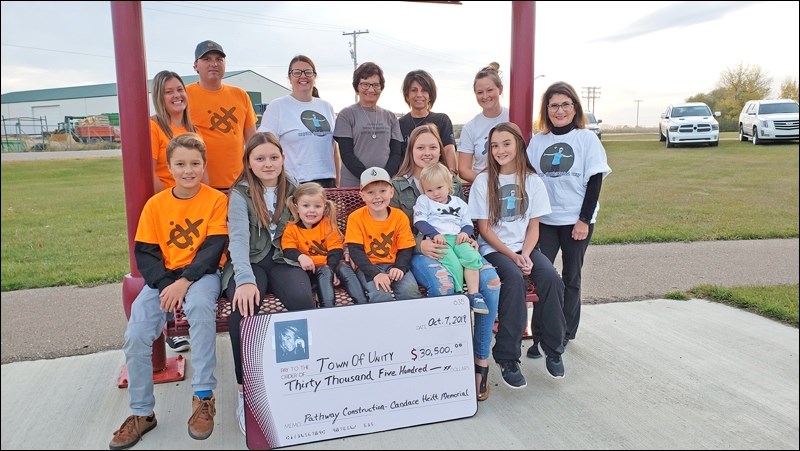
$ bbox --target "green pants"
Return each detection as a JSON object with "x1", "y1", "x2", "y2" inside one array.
[{"x1": 439, "y1": 234, "x2": 484, "y2": 292}]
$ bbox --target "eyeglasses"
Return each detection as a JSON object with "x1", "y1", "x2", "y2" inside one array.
[
  {"x1": 548, "y1": 102, "x2": 574, "y2": 113},
  {"x1": 359, "y1": 82, "x2": 382, "y2": 91},
  {"x1": 289, "y1": 69, "x2": 316, "y2": 78}
]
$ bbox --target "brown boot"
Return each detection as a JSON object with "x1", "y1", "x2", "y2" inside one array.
[
  {"x1": 109, "y1": 414, "x2": 157, "y2": 450},
  {"x1": 188, "y1": 394, "x2": 216, "y2": 440}
]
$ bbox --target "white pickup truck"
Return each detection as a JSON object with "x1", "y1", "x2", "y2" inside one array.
[{"x1": 659, "y1": 102, "x2": 721, "y2": 148}]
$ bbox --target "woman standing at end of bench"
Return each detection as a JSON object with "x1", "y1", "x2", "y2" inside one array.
[
  {"x1": 390, "y1": 123, "x2": 500, "y2": 402},
  {"x1": 222, "y1": 132, "x2": 316, "y2": 435}
]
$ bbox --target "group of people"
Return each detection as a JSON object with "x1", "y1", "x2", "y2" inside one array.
[{"x1": 110, "y1": 38, "x2": 611, "y2": 450}]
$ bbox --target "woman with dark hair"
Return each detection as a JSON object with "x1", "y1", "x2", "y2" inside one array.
[
  {"x1": 398, "y1": 70, "x2": 457, "y2": 174},
  {"x1": 258, "y1": 55, "x2": 339, "y2": 187},
  {"x1": 334, "y1": 62, "x2": 403, "y2": 187}
]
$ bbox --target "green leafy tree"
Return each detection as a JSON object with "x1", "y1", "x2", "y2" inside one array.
[
  {"x1": 779, "y1": 77, "x2": 799, "y2": 101},
  {"x1": 713, "y1": 64, "x2": 771, "y2": 130}
]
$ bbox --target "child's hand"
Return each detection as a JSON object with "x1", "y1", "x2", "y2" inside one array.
[
  {"x1": 387, "y1": 267, "x2": 404, "y2": 281},
  {"x1": 159, "y1": 278, "x2": 190, "y2": 312},
  {"x1": 333, "y1": 273, "x2": 341, "y2": 287},
  {"x1": 373, "y1": 273, "x2": 392, "y2": 292},
  {"x1": 456, "y1": 232, "x2": 470, "y2": 244},
  {"x1": 298, "y1": 254, "x2": 315, "y2": 272},
  {"x1": 432, "y1": 234, "x2": 446, "y2": 245},
  {"x1": 232, "y1": 283, "x2": 260, "y2": 317}
]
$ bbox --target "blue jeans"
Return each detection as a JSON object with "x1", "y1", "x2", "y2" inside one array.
[
  {"x1": 356, "y1": 263, "x2": 421, "y2": 302},
  {"x1": 124, "y1": 272, "x2": 220, "y2": 416},
  {"x1": 410, "y1": 254, "x2": 500, "y2": 360}
]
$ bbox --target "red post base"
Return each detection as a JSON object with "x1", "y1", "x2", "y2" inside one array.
[
  {"x1": 118, "y1": 274, "x2": 187, "y2": 388},
  {"x1": 117, "y1": 354, "x2": 186, "y2": 388}
]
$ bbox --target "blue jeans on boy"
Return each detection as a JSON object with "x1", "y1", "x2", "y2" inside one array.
[
  {"x1": 356, "y1": 263, "x2": 421, "y2": 302},
  {"x1": 410, "y1": 254, "x2": 500, "y2": 360},
  {"x1": 124, "y1": 272, "x2": 220, "y2": 416}
]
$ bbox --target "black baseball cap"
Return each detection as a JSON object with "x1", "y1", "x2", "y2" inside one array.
[{"x1": 194, "y1": 40, "x2": 226, "y2": 60}]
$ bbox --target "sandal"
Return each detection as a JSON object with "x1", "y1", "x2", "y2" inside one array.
[{"x1": 475, "y1": 364, "x2": 490, "y2": 401}]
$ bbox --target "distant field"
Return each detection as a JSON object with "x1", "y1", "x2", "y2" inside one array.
[{"x1": 1, "y1": 138, "x2": 798, "y2": 290}]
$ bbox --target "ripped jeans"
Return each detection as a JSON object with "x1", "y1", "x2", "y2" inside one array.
[{"x1": 410, "y1": 254, "x2": 500, "y2": 360}]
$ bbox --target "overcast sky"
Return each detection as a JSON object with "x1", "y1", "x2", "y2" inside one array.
[{"x1": 2, "y1": 1, "x2": 798, "y2": 127}]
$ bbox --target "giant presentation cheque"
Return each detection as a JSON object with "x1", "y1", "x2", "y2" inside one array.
[{"x1": 240, "y1": 295, "x2": 477, "y2": 449}]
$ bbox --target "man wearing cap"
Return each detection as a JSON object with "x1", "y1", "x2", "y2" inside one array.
[
  {"x1": 344, "y1": 167, "x2": 421, "y2": 302},
  {"x1": 187, "y1": 40, "x2": 257, "y2": 190}
]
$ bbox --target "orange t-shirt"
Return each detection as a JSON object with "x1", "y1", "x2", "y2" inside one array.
[
  {"x1": 344, "y1": 207, "x2": 416, "y2": 265},
  {"x1": 282, "y1": 219, "x2": 343, "y2": 267},
  {"x1": 135, "y1": 184, "x2": 228, "y2": 270},
  {"x1": 186, "y1": 83, "x2": 256, "y2": 189},
  {"x1": 150, "y1": 118, "x2": 189, "y2": 190}
]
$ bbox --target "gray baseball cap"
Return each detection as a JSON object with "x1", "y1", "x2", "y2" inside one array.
[{"x1": 194, "y1": 40, "x2": 226, "y2": 60}]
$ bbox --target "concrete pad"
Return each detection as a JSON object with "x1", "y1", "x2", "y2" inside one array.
[{"x1": 2, "y1": 299, "x2": 797, "y2": 450}]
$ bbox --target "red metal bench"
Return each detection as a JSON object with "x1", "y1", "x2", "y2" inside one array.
[
  {"x1": 119, "y1": 185, "x2": 537, "y2": 387},
  {"x1": 166, "y1": 186, "x2": 537, "y2": 336}
]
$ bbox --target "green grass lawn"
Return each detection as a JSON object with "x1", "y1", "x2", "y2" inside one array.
[
  {"x1": 666, "y1": 284, "x2": 799, "y2": 326},
  {"x1": 1, "y1": 138, "x2": 798, "y2": 291}
]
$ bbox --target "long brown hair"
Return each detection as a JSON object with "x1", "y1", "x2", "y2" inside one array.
[
  {"x1": 151, "y1": 70, "x2": 195, "y2": 138},
  {"x1": 485, "y1": 122, "x2": 535, "y2": 225},
  {"x1": 231, "y1": 132, "x2": 288, "y2": 228},
  {"x1": 394, "y1": 123, "x2": 447, "y2": 178},
  {"x1": 287, "y1": 182, "x2": 338, "y2": 234}
]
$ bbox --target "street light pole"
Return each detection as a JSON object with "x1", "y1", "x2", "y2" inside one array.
[{"x1": 634, "y1": 99, "x2": 643, "y2": 128}]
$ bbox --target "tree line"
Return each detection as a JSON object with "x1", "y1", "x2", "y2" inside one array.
[{"x1": 686, "y1": 63, "x2": 799, "y2": 132}]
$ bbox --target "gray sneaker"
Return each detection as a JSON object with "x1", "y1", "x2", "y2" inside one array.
[
  {"x1": 546, "y1": 354, "x2": 565, "y2": 379},
  {"x1": 467, "y1": 293, "x2": 490, "y2": 314},
  {"x1": 496, "y1": 359, "x2": 527, "y2": 389}
]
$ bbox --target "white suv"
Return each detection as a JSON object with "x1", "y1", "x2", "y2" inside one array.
[
  {"x1": 586, "y1": 112, "x2": 602, "y2": 140},
  {"x1": 738, "y1": 99, "x2": 799, "y2": 145},
  {"x1": 659, "y1": 102, "x2": 720, "y2": 147}
]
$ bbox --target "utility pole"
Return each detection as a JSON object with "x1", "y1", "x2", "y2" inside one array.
[
  {"x1": 581, "y1": 86, "x2": 601, "y2": 113},
  {"x1": 634, "y1": 99, "x2": 643, "y2": 128},
  {"x1": 343, "y1": 30, "x2": 369, "y2": 103}
]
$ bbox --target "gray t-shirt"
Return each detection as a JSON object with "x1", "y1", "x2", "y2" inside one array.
[{"x1": 334, "y1": 103, "x2": 402, "y2": 187}]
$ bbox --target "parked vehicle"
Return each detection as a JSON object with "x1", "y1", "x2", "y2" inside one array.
[
  {"x1": 738, "y1": 99, "x2": 799, "y2": 145},
  {"x1": 659, "y1": 103, "x2": 720, "y2": 147},
  {"x1": 586, "y1": 112, "x2": 602, "y2": 140}
]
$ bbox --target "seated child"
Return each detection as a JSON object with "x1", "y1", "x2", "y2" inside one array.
[
  {"x1": 345, "y1": 167, "x2": 421, "y2": 302},
  {"x1": 413, "y1": 162, "x2": 489, "y2": 314},
  {"x1": 282, "y1": 182, "x2": 367, "y2": 306}
]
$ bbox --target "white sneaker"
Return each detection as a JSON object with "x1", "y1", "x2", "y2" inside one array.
[{"x1": 237, "y1": 391, "x2": 246, "y2": 435}]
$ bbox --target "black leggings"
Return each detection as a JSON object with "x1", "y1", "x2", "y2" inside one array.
[{"x1": 227, "y1": 248, "x2": 314, "y2": 384}]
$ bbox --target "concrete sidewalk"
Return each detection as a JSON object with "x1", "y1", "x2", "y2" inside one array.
[{"x1": 1, "y1": 299, "x2": 798, "y2": 449}]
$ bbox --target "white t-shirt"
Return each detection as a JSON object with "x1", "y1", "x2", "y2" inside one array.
[
  {"x1": 458, "y1": 107, "x2": 509, "y2": 173},
  {"x1": 258, "y1": 95, "x2": 336, "y2": 182},
  {"x1": 413, "y1": 194, "x2": 473, "y2": 236},
  {"x1": 468, "y1": 172, "x2": 551, "y2": 256},
  {"x1": 526, "y1": 128, "x2": 612, "y2": 225}
]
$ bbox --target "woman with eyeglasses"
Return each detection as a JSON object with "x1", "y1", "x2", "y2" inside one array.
[
  {"x1": 258, "y1": 55, "x2": 339, "y2": 187},
  {"x1": 334, "y1": 62, "x2": 403, "y2": 187},
  {"x1": 458, "y1": 62, "x2": 510, "y2": 183},
  {"x1": 524, "y1": 81, "x2": 611, "y2": 360}
]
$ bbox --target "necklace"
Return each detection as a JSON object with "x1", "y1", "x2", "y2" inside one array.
[
  {"x1": 358, "y1": 104, "x2": 378, "y2": 139},
  {"x1": 410, "y1": 113, "x2": 429, "y2": 130}
]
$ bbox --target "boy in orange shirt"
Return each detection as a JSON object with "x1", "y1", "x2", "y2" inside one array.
[
  {"x1": 345, "y1": 167, "x2": 421, "y2": 302},
  {"x1": 109, "y1": 133, "x2": 228, "y2": 449}
]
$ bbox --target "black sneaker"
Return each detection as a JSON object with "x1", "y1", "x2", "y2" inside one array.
[
  {"x1": 526, "y1": 342, "x2": 542, "y2": 359},
  {"x1": 166, "y1": 335, "x2": 190, "y2": 352},
  {"x1": 496, "y1": 360, "x2": 527, "y2": 389},
  {"x1": 546, "y1": 355, "x2": 565, "y2": 379}
]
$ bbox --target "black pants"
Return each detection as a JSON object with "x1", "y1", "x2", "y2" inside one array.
[
  {"x1": 485, "y1": 248, "x2": 565, "y2": 361},
  {"x1": 312, "y1": 262, "x2": 367, "y2": 307},
  {"x1": 532, "y1": 223, "x2": 594, "y2": 342},
  {"x1": 227, "y1": 248, "x2": 314, "y2": 384},
  {"x1": 307, "y1": 178, "x2": 336, "y2": 188}
]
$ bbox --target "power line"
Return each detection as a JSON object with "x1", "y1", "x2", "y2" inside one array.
[{"x1": 343, "y1": 30, "x2": 369, "y2": 103}]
